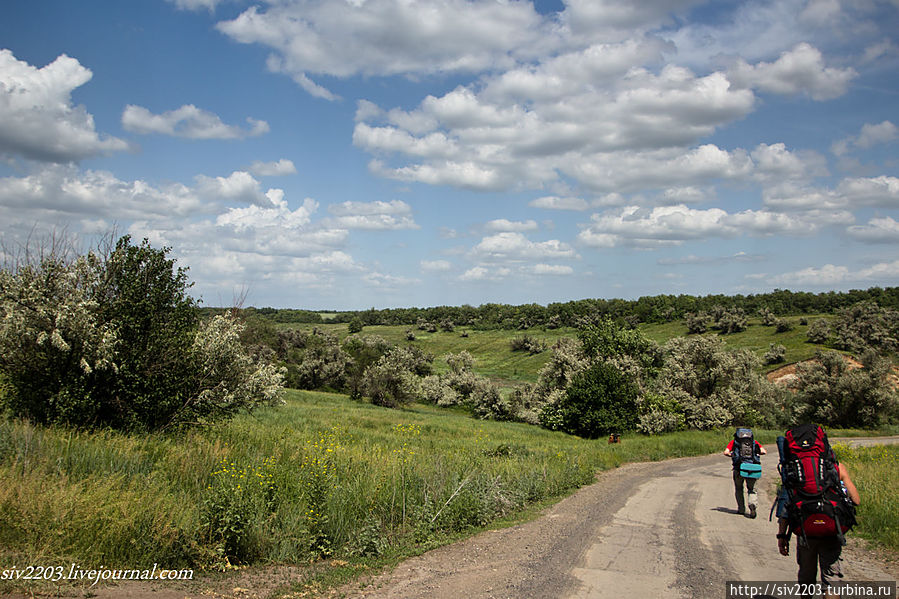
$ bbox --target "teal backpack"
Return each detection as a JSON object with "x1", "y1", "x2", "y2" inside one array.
[{"x1": 733, "y1": 428, "x2": 762, "y2": 479}]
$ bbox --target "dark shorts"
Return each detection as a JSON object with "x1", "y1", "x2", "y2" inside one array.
[{"x1": 796, "y1": 535, "x2": 843, "y2": 586}]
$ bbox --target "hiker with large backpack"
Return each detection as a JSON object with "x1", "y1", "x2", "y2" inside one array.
[
  {"x1": 773, "y1": 424, "x2": 860, "y2": 594},
  {"x1": 724, "y1": 427, "x2": 767, "y2": 518}
]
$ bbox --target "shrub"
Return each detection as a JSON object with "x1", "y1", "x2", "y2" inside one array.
[
  {"x1": 807, "y1": 318, "x2": 830, "y2": 344},
  {"x1": 833, "y1": 301, "x2": 899, "y2": 354},
  {"x1": 637, "y1": 391, "x2": 685, "y2": 435},
  {"x1": 404, "y1": 346, "x2": 434, "y2": 377},
  {"x1": 363, "y1": 347, "x2": 422, "y2": 408},
  {"x1": 685, "y1": 312, "x2": 710, "y2": 334},
  {"x1": 342, "y1": 335, "x2": 392, "y2": 399},
  {"x1": 290, "y1": 329, "x2": 348, "y2": 390},
  {"x1": 638, "y1": 408, "x2": 686, "y2": 435},
  {"x1": 578, "y1": 318, "x2": 660, "y2": 369},
  {"x1": 0, "y1": 236, "x2": 283, "y2": 430},
  {"x1": 347, "y1": 317, "x2": 364, "y2": 334},
  {"x1": 774, "y1": 318, "x2": 793, "y2": 333},
  {"x1": 420, "y1": 375, "x2": 459, "y2": 406},
  {"x1": 537, "y1": 389, "x2": 567, "y2": 431},
  {"x1": 794, "y1": 350, "x2": 899, "y2": 428},
  {"x1": 554, "y1": 362, "x2": 639, "y2": 438},
  {"x1": 654, "y1": 335, "x2": 776, "y2": 429},
  {"x1": 713, "y1": 308, "x2": 748, "y2": 334},
  {"x1": 187, "y1": 315, "x2": 286, "y2": 425},
  {"x1": 532, "y1": 338, "x2": 587, "y2": 402},
  {"x1": 764, "y1": 343, "x2": 786, "y2": 365},
  {"x1": 469, "y1": 379, "x2": 513, "y2": 421},
  {"x1": 445, "y1": 350, "x2": 475, "y2": 375},
  {"x1": 509, "y1": 334, "x2": 546, "y2": 355}
]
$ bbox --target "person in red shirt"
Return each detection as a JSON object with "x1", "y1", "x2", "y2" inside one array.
[{"x1": 724, "y1": 435, "x2": 767, "y2": 517}]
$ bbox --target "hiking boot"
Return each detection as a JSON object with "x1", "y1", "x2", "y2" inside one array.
[{"x1": 749, "y1": 505, "x2": 757, "y2": 519}]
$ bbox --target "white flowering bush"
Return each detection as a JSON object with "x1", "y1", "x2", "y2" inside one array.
[
  {"x1": 187, "y1": 315, "x2": 285, "y2": 423},
  {"x1": 0, "y1": 253, "x2": 118, "y2": 424},
  {"x1": 363, "y1": 347, "x2": 422, "y2": 408},
  {"x1": 0, "y1": 236, "x2": 284, "y2": 430}
]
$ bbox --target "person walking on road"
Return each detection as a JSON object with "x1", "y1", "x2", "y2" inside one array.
[
  {"x1": 775, "y1": 424, "x2": 861, "y2": 598},
  {"x1": 724, "y1": 427, "x2": 766, "y2": 518}
]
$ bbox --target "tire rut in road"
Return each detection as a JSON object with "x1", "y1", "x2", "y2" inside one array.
[{"x1": 672, "y1": 482, "x2": 733, "y2": 599}]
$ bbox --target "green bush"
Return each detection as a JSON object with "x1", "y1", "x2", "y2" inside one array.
[
  {"x1": 807, "y1": 318, "x2": 830, "y2": 344},
  {"x1": 556, "y1": 362, "x2": 638, "y2": 439}
]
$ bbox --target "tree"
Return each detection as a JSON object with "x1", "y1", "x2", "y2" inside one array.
[
  {"x1": 342, "y1": 335, "x2": 392, "y2": 399},
  {"x1": 554, "y1": 362, "x2": 638, "y2": 438},
  {"x1": 347, "y1": 317, "x2": 364, "y2": 334},
  {"x1": 90, "y1": 236, "x2": 202, "y2": 429}
]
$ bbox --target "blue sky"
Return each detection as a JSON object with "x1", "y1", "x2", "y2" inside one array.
[{"x1": 1, "y1": 0, "x2": 898, "y2": 310}]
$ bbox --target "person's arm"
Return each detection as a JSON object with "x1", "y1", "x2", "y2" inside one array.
[
  {"x1": 724, "y1": 439, "x2": 734, "y2": 456},
  {"x1": 839, "y1": 463, "x2": 860, "y2": 505},
  {"x1": 757, "y1": 441, "x2": 767, "y2": 455},
  {"x1": 777, "y1": 517, "x2": 790, "y2": 556}
]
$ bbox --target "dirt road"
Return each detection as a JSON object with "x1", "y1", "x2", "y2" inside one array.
[{"x1": 345, "y1": 442, "x2": 898, "y2": 599}]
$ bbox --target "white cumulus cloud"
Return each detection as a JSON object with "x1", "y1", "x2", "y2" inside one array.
[
  {"x1": 216, "y1": 0, "x2": 551, "y2": 100},
  {"x1": 122, "y1": 104, "x2": 269, "y2": 139},
  {"x1": 0, "y1": 50, "x2": 129, "y2": 163},
  {"x1": 249, "y1": 159, "x2": 297, "y2": 176},
  {"x1": 485, "y1": 219, "x2": 538, "y2": 232},
  {"x1": 727, "y1": 43, "x2": 856, "y2": 101},
  {"x1": 766, "y1": 260, "x2": 899, "y2": 286},
  {"x1": 471, "y1": 231, "x2": 578, "y2": 262},
  {"x1": 530, "y1": 196, "x2": 590, "y2": 211},
  {"x1": 325, "y1": 199, "x2": 418, "y2": 230},
  {"x1": 846, "y1": 216, "x2": 899, "y2": 243},
  {"x1": 577, "y1": 204, "x2": 815, "y2": 248}
]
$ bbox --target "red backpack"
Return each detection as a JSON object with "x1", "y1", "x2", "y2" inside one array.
[{"x1": 780, "y1": 424, "x2": 856, "y2": 542}]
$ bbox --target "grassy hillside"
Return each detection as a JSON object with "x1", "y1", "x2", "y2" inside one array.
[{"x1": 290, "y1": 316, "x2": 836, "y2": 390}]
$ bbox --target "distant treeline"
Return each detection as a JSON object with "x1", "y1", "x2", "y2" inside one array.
[{"x1": 200, "y1": 286, "x2": 899, "y2": 330}]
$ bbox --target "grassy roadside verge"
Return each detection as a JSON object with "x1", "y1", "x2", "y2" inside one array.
[
  {"x1": 832, "y1": 443, "x2": 899, "y2": 552},
  {"x1": 1, "y1": 390, "x2": 894, "y2": 597}
]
